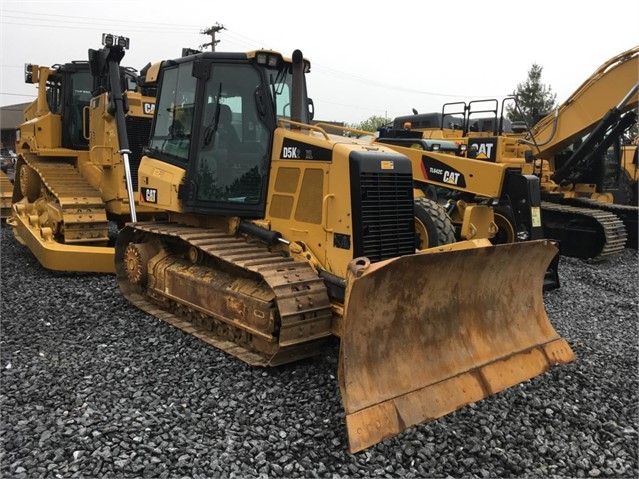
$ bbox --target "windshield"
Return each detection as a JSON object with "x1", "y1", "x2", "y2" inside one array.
[
  {"x1": 148, "y1": 63, "x2": 197, "y2": 161},
  {"x1": 194, "y1": 63, "x2": 269, "y2": 204}
]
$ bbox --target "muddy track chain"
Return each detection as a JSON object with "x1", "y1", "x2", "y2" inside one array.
[
  {"x1": 541, "y1": 201, "x2": 627, "y2": 256},
  {"x1": 120, "y1": 222, "x2": 334, "y2": 366},
  {"x1": 25, "y1": 157, "x2": 109, "y2": 243}
]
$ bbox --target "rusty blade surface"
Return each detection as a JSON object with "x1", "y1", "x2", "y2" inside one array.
[{"x1": 338, "y1": 239, "x2": 575, "y2": 453}]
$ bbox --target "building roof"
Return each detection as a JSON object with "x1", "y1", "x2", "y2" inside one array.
[{"x1": 0, "y1": 103, "x2": 30, "y2": 131}]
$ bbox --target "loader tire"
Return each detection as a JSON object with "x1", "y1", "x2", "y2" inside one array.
[
  {"x1": 492, "y1": 206, "x2": 517, "y2": 245},
  {"x1": 414, "y1": 197, "x2": 456, "y2": 248}
]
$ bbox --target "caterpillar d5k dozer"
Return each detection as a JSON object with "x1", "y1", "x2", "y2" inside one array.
[
  {"x1": 8, "y1": 34, "x2": 160, "y2": 272},
  {"x1": 114, "y1": 48, "x2": 574, "y2": 453}
]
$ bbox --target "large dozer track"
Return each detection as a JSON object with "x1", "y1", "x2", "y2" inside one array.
[
  {"x1": 10, "y1": 156, "x2": 115, "y2": 272},
  {"x1": 540, "y1": 201, "x2": 627, "y2": 259},
  {"x1": 115, "y1": 222, "x2": 575, "y2": 453}
]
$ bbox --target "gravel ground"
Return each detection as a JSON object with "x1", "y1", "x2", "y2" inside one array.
[{"x1": 1, "y1": 223, "x2": 637, "y2": 478}]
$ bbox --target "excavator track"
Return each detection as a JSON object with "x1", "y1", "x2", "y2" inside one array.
[
  {"x1": 540, "y1": 201, "x2": 627, "y2": 258},
  {"x1": 115, "y1": 222, "x2": 334, "y2": 366},
  {"x1": 22, "y1": 157, "x2": 109, "y2": 244},
  {"x1": 559, "y1": 197, "x2": 638, "y2": 250}
]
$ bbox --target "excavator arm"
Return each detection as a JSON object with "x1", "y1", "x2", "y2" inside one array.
[
  {"x1": 524, "y1": 46, "x2": 639, "y2": 158},
  {"x1": 552, "y1": 105, "x2": 637, "y2": 185}
]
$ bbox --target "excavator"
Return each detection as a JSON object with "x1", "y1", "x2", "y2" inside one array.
[
  {"x1": 387, "y1": 45, "x2": 638, "y2": 257},
  {"x1": 8, "y1": 34, "x2": 161, "y2": 272},
  {"x1": 113, "y1": 47, "x2": 574, "y2": 453},
  {"x1": 518, "y1": 45, "x2": 638, "y2": 252}
]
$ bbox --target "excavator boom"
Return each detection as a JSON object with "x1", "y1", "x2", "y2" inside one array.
[{"x1": 527, "y1": 46, "x2": 639, "y2": 158}]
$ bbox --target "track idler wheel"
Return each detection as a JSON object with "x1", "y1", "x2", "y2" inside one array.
[
  {"x1": 18, "y1": 163, "x2": 42, "y2": 202},
  {"x1": 123, "y1": 242, "x2": 158, "y2": 285}
]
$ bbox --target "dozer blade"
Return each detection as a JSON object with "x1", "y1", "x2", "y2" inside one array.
[{"x1": 338, "y1": 239, "x2": 574, "y2": 453}]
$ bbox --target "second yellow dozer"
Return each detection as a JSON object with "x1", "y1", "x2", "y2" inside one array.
[
  {"x1": 8, "y1": 34, "x2": 160, "y2": 272},
  {"x1": 113, "y1": 47, "x2": 575, "y2": 453}
]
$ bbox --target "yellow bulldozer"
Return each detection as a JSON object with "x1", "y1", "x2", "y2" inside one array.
[
  {"x1": 112, "y1": 47, "x2": 574, "y2": 453},
  {"x1": 8, "y1": 34, "x2": 161, "y2": 272},
  {"x1": 386, "y1": 45, "x2": 638, "y2": 257}
]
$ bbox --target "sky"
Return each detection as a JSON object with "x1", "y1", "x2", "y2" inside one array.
[{"x1": 1, "y1": 0, "x2": 638, "y2": 125}]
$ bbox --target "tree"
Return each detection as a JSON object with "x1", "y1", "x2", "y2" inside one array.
[
  {"x1": 348, "y1": 115, "x2": 390, "y2": 133},
  {"x1": 506, "y1": 64, "x2": 557, "y2": 127}
]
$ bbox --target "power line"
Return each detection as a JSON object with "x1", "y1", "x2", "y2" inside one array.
[
  {"x1": 0, "y1": 9, "x2": 507, "y2": 118},
  {"x1": 1, "y1": 10, "x2": 202, "y2": 30}
]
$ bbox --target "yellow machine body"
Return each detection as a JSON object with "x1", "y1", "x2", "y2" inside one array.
[
  {"x1": 113, "y1": 48, "x2": 575, "y2": 453},
  {"x1": 389, "y1": 46, "x2": 638, "y2": 256},
  {"x1": 8, "y1": 42, "x2": 160, "y2": 273}
]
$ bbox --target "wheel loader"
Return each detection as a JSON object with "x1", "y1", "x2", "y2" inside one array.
[
  {"x1": 389, "y1": 45, "x2": 639, "y2": 256},
  {"x1": 7, "y1": 34, "x2": 161, "y2": 272},
  {"x1": 113, "y1": 47, "x2": 574, "y2": 453},
  {"x1": 373, "y1": 110, "x2": 560, "y2": 289}
]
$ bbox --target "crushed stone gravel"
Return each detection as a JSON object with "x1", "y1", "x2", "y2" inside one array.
[{"x1": 1, "y1": 224, "x2": 637, "y2": 478}]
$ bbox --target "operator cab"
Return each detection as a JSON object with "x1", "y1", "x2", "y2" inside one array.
[
  {"x1": 146, "y1": 50, "x2": 312, "y2": 218},
  {"x1": 24, "y1": 52, "x2": 147, "y2": 152}
]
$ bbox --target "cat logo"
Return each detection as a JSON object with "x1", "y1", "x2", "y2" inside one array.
[
  {"x1": 143, "y1": 102, "x2": 155, "y2": 115},
  {"x1": 443, "y1": 171, "x2": 460, "y2": 185},
  {"x1": 141, "y1": 187, "x2": 157, "y2": 203},
  {"x1": 469, "y1": 139, "x2": 497, "y2": 161}
]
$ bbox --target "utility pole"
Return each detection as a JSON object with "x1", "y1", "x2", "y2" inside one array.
[{"x1": 200, "y1": 23, "x2": 225, "y2": 52}]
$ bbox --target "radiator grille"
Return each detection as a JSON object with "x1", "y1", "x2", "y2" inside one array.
[
  {"x1": 353, "y1": 170, "x2": 415, "y2": 262},
  {"x1": 125, "y1": 116, "x2": 152, "y2": 192}
]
